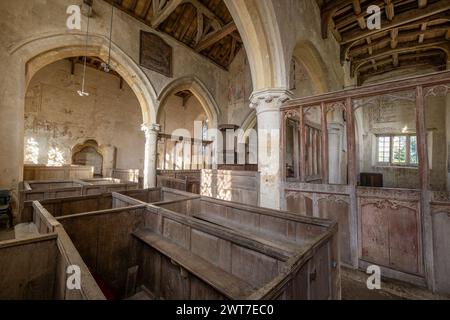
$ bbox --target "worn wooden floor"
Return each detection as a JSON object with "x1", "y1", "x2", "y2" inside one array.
[{"x1": 342, "y1": 267, "x2": 450, "y2": 300}]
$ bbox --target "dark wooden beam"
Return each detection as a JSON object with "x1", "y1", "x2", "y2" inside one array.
[
  {"x1": 341, "y1": 1, "x2": 450, "y2": 44},
  {"x1": 418, "y1": 0, "x2": 428, "y2": 9},
  {"x1": 351, "y1": 40, "x2": 450, "y2": 75},
  {"x1": 346, "y1": 21, "x2": 450, "y2": 59},
  {"x1": 152, "y1": 0, "x2": 185, "y2": 28},
  {"x1": 195, "y1": 22, "x2": 237, "y2": 52}
]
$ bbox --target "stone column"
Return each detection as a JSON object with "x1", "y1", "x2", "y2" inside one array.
[
  {"x1": 250, "y1": 89, "x2": 291, "y2": 210},
  {"x1": 0, "y1": 57, "x2": 25, "y2": 214},
  {"x1": 142, "y1": 123, "x2": 160, "y2": 188}
]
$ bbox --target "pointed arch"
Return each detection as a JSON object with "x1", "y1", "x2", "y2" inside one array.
[
  {"x1": 12, "y1": 32, "x2": 158, "y2": 125},
  {"x1": 291, "y1": 40, "x2": 330, "y2": 95},
  {"x1": 224, "y1": 0, "x2": 288, "y2": 91},
  {"x1": 157, "y1": 76, "x2": 221, "y2": 129}
]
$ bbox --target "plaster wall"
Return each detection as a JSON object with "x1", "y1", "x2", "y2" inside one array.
[
  {"x1": 24, "y1": 59, "x2": 145, "y2": 173},
  {"x1": 159, "y1": 95, "x2": 207, "y2": 138}
]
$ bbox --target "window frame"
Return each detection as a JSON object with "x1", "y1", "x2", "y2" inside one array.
[{"x1": 376, "y1": 134, "x2": 419, "y2": 167}]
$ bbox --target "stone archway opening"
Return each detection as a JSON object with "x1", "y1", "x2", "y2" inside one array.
[
  {"x1": 72, "y1": 140, "x2": 104, "y2": 177},
  {"x1": 156, "y1": 78, "x2": 220, "y2": 171},
  {"x1": 24, "y1": 55, "x2": 145, "y2": 180}
]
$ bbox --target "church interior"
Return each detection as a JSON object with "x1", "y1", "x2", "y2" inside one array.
[{"x1": 0, "y1": 0, "x2": 450, "y2": 301}]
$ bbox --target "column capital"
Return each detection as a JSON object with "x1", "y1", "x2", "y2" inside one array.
[
  {"x1": 249, "y1": 88, "x2": 293, "y2": 114},
  {"x1": 141, "y1": 123, "x2": 161, "y2": 136}
]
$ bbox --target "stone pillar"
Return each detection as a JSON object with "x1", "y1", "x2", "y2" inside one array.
[
  {"x1": 250, "y1": 89, "x2": 291, "y2": 210},
  {"x1": 0, "y1": 57, "x2": 25, "y2": 214},
  {"x1": 142, "y1": 123, "x2": 160, "y2": 188}
]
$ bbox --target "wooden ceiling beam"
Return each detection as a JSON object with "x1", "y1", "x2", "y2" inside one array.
[
  {"x1": 341, "y1": 1, "x2": 450, "y2": 44},
  {"x1": 187, "y1": 0, "x2": 223, "y2": 30},
  {"x1": 391, "y1": 28, "x2": 398, "y2": 49},
  {"x1": 418, "y1": 22, "x2": 427, "y2": 43},
  {"x1": 151, "y1": 0, "x2": 185, "y2": 28},
  {"x1": 352, "y1": 0, "x2": 367, "y2": 29},
  {"x1": 346, "y1": 22, "x2": 450, "y2": 59},
  {"x1": 351, "y1": 40, "x2": 450, "y2": 75},
  {"x1": 195, "y1": 21, "x2": 236, "y2": 52},
  {"x1": 393, "y1": 53, "x2": 399, "y2": 66},
  {"x1": 384, "y1": 0, "x2": 395, "y2": 21},
  {"x1": 353, "y1": 39, "x2": 449, "y2": 65},
  {"x1": 418, "y1": 0, "x2": 428, "y2": 9},
  {"x1": 359, "y1": 61, "x2": 442, "y2": 82},
  {"x1": 195, "y1": 12, "x2": 204, "y2": 45},
  {"x1": 141, "y1": 0, "x2": 152, "y2": 20},
  {"x1": 229, "y1": 37, "x2": 237, "y2": 65},
  {"x1": 357, "y1": 50, "x2": 444, "y2": 72},
  {"x1": 334, "y1": 0, "x2": 387, "y2": 30}
]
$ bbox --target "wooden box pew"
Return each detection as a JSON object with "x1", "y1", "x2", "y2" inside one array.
[
  {"x1": 18, "y1": 179, "x2": 139, "y2": 223},
  {"x1": 119, "y1": 187, "x2": 200, "y2": 204},
  {"x1": 133, "y1": 204, "x2": 340, "y2": 300},
  {"x1": 0, "y1": 202, "x2": 105, "y2": 300},
  {"x1": 55, "y1": 205, "x2": 148, "y2": 299},
  {"x1": 154, "y1": 196, "x2": 335, "y2": 252},
  {"x1": 19, "y1": 180, "x2": 85, "y2": 220},
  {"x1": 80, "y1": 178, "x2": 139, "y2": 195},
  {"x1": 25, "y1": 193, "x2": 148, "y2": 223}
]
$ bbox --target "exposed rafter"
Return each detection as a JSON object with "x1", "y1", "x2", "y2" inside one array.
[
  {"x1": 102, "y1": 0, "x2": 242, "y2": 69},
  {"x1": 151, "y1": 0, "x2": 185, "y2": 28},
  {"x1": 321, "y1": 0, "x2": 450, "y2": 84},
  {"x1": 196, "y1": 22, "x2": 237, "y2": 52}
]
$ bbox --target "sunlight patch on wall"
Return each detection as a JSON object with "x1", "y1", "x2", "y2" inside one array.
[
  {"x1": 47, "y1": 146, "x2": 66, "y2": 166},
  {"x1": 24, "y1": 137, "x2": 40, "y2": 164}
]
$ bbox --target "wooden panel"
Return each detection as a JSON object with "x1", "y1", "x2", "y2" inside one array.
[
  {"x1": 432, "y1": 209, "x2": 450, "y2": 294},
  {"x1": 309, "y1": 243, "x2": 331, "y2": 300},
  {"x1": 231, "y1": 245, "x2": 279, "y2": 288},
  {"x1": 201, "y1": 170, "x2": 259, "y2": 206},
  {"x1": 24, "y1": 165, "x2": 93, "y2": 181},
  {"x1": 360, "y1": 198, "x2": 421, "y2": 275},
  {"x1": 318, "y1": 197, "x2": 351, "y2": 265},
  {"x1": 0, "y1": 236, "x2": 57, "y2": 299}
]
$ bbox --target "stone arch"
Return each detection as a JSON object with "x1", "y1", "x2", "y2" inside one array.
[
  {"x1": 72, "y1": 140, "x2": 104, "y2": 176},
  {"x1": 11, "y1": 32, "x2": 158, "y2": 125},
  {"x1": 224, "y1": 0, "x2": 288, "y2": 90},
  {"x1": 157, "y1": 76, "x2": 221, "y2": 129},
  {"x1": 238, "y1": 111, "x2": 257, "y2": 141},
  {"x1": 291, "y1": 40, "x2": 329, "y2": 95}
]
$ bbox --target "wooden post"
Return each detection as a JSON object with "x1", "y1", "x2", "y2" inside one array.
[
  {"x1": 190, "y1": 139, "x2": 194, "y2": 170},
  {"x1": 416, "y1": 86, "x2": 430, "y2": 191},
  {"x1": 299, "y1": 108, "x2": 307, "y2": 182},
  {"x1": 416, "y1": 85, "x2": 435, "y2": 291},
  {"x1": 293, "y1": 121, "x2": 300, "y2": 180},
  {"x1": 345, "y1": 97, "x2": 357, "y2": 186},
  {"x1": 163, "y1": 136, "x2": 167, "y2": 171},
  {"x1": 281, "y1": 112, "x2": 286, "y2": 180},
  {"x1": 345, "y1": 96, "x2": 360, "y2": 268},
  {"x1": 321, "y1": 102, "x2": 329, "y2": 184}
]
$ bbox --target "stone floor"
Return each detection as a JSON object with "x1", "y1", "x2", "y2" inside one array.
[{"x1": 342, "y1": 267, "x2": 450, "y2": 300}]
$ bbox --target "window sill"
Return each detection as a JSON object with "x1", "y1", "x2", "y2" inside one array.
[{"x1": 374, "y1": 165, "x2": 419, "y2": 170}]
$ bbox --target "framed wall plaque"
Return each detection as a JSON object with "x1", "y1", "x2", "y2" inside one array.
[{"x1": 140, "y1": 31, "x2": 173, "y2": 78}]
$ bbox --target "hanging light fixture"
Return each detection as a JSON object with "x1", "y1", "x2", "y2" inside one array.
[
  {"x1": 78, "y1": 3, "x2": 92, "y2": 97},
  {"x1": 101, "y1": 3, "x2": 114, "y2": 73}
]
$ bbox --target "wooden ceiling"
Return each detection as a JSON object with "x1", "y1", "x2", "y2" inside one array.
[
  {"x1": 320, "y1": 0, "x2": 450, "y2": 84},
  {"x1": 102, "y1": 0, "x2": 242, "y2": 69}
]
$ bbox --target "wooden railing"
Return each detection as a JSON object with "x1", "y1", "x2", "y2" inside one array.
[{"x1": 157, "y1": 133, "x2": 214, "y2": 171}]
